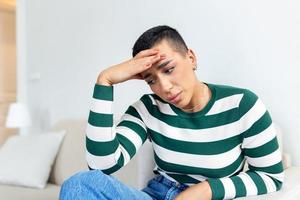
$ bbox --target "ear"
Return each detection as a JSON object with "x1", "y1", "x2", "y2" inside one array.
[{"x1": 187, "y1": 49, "x2": 197, "y2": 67}]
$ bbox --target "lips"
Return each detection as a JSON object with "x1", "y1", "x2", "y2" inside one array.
[{"x1": 167, "y1": 92, "x2": 182, "y2": 104}]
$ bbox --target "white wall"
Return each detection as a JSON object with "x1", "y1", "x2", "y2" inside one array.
[{"x1": 18, "y1": 0, "x2": 300, "y2": 165}]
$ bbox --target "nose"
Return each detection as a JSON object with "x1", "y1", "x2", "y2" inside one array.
[{"x1": 158, "y1": 76, "x2": 173, "y2": 94}]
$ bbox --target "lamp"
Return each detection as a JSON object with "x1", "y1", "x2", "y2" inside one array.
[{"x1": 5, "y1": 102, "x2": 31, "y2": 129}]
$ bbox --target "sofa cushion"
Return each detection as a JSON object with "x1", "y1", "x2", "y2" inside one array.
[
  {"x1": 0, "y1": 131, "x2": 65, "y2": 188},
  {"x1": 49, "y1": 119, "x2": 88, "y2": 185},
  {"x1": 0, "y1": 183, "x2": 60, "y2": 200}
]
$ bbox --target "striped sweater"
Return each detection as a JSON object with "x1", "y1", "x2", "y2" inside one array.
[{"x1": 86, "y1": 83, "x2": 284, "y2": 199}]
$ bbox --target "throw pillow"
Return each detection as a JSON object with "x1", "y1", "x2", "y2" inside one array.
[{"x1": 0, "y1": 130, "x2": 65, "y2": 188}]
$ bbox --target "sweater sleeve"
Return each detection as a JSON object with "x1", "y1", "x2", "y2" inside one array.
[
  {"x1": 85, "y1": 84, "x2": 149, "y2": 174},
  {"x1": 207, "y1": 89, "x2": 284, "y2": 199}
]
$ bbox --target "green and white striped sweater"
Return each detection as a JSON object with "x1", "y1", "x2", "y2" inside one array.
[{"x1": 86, "y1": 83, "x2": 284, "y2": 199}]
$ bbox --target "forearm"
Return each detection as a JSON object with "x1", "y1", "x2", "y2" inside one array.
[
  {"x1": 86, "y1": 83, "x2": 149, "y2": 174},
  {"x1": 206, "y1": 168, "x2": 284, "y2": 199},
  {"x1": 175, "y1": 165, "x2": 283, "y2": 200},
  {"x1": 86, "y1": 84, "x2": 120, "y2": 173}
]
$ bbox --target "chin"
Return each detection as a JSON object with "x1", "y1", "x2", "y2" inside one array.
[
  {"x1": 179, "y1": 98, "x2": 192, "y2": 109},
  {"x1": 175, "y1": 99, "x2": 188, "y2": 109}
]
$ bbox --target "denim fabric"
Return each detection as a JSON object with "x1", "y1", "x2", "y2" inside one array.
[
  {"x1": 59, "y1": 169, "x2": 189, "y2": 200},
  {"x1": 142, "y1": 174, "x2": 189, "y2": 200}
]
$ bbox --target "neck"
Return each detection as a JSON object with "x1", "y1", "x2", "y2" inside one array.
[{"x1": 181, "y1": 81, "x2": 211, "y2": 113}]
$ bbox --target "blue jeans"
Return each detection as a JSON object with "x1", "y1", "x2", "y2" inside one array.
[{"x1": 59, "y1": 169, "x2": 189, "y2": 200}]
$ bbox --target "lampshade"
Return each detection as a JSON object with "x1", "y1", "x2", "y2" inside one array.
[{"x1": 5, "y1": 102, "x2": 32, "y2": 128}]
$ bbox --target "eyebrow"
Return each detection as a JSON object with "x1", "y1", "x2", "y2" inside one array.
[{"x1": 143, "y1": 59, "x2": 173, "y2": 80}]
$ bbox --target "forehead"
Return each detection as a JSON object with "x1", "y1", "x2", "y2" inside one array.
[
  {"x1": 152, "y1": 39, "x2": 177, "y2": 54},
  {"x1": 140, "y1": 41, "x2": 182, "y2": 77},
  {"x1": 151, "y1": 39, "x2": 188, "y2": 63}
]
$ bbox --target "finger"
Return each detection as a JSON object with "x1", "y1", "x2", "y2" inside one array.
[
  {"x1": 132, "y1": 54, "x2": 165, "y2": 75},
  {"x1": 135, "y1": 49, "x2": 159, "y2": 59},
  {"x1": 127, "y1": 58, "x2": 152, "y2": 78},
  {"x1": 143, "y1": 55, "x2": 159, "y2": 67},
  {"x1": 150, "y1": 54, "x2": 166, "y2": 64},
  {"x1": 143, "y1": 54, "x2": 165, "y2": 67}
]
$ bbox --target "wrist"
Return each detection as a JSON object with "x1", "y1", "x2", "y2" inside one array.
[
  {"x1": 203, "y1": 181, "x2": 212, "y2": 198},
  {"x1": 97, "y1": 71, "x2": 112, "y2": 86}
]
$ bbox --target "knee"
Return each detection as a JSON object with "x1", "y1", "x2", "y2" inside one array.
[
  {"x1": 61, "y1": 170, "x2": 107, "y2": 191},
  {"x1": 61, "y1": 170, "x2": 92, "y2": 190},
  {"x1": 60, "y1": 170, "x2": 102, "y2": 199},
  {"x1": 60, "y1": 171, "x2": 82, "y2": 192},
  {"x1": 60, "y1": 170, "x2": 111, "y2": 200}
]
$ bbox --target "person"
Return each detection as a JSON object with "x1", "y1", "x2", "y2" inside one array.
[{"x1": 59, "y1": 25, "x2": 284, "y2": 200}]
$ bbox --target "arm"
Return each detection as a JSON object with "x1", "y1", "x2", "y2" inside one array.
[
  {"x1": 86, "y1": 49, "x2": 165, "y2": 174},
  {"x1": 176, "y1": 90, "x2": 284, "y2": 200},
  {"x1": 208, "y1": 90, "x2": 283, "y2": 199}
]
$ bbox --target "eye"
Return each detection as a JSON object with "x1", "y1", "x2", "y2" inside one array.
[
  {"x1": 164, "y1": 67, "x2": 175, "y2": 74},
  {"x1": 146, "y1": 79, "x2": 156, "y2": 85}
]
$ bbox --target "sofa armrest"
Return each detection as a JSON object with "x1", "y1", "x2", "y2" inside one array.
[{"x1": 282, "y1": 153, "x2": 292, "y2": 169}]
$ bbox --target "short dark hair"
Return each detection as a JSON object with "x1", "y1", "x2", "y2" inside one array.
[{"x1": 132, "y1": 25, "x2": 188, "y2": 57}]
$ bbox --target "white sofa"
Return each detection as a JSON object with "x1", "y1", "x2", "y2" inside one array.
[
  {"x1": 0, "y1": 119, "x2": 88, "y2": 200},
  {"x1": 0, "y1": 119, "x2": 299, "y2": 199}
]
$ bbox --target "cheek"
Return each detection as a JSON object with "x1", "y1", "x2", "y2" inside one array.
[
  {"x1": 150, "y1": 85, "x2": 166, "y2": 101},
  {"x1": 172, "y1": 70, "x2": 187, "y2": 86},
  {"x1": 180, "y1": 69, "x2": 195, "y2": 84},
  {"x1": 150, "y1": 85, "x2": 160, "y2": 95}
]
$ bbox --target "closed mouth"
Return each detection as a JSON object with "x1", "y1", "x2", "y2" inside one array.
[{"x1": 167, "y1": 91, "x2": 182, "y2": 102}]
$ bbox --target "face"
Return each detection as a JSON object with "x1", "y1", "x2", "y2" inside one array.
[{"x1": 140, "y1": 40, "x2": 199, "y2": 110}]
